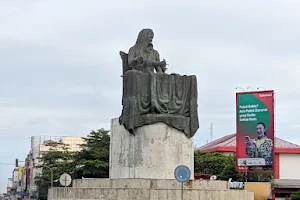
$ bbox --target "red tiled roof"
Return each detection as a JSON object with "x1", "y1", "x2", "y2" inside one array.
[{"x1": 198, "y1": 134, "x2": 300, "y2": 154}]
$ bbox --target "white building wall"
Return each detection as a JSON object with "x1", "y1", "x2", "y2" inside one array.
[
  {"x1": 12, "y1": 170, "x2": 18, "y2": 182},
  {"x1": 279, "y1": 154, "x2": 300, "y2": 179},
  {"x1": 39, "y1": 136, "x2": 84, "y2": 153}
]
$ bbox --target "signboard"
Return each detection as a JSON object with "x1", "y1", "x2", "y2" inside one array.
[
  {"x1": 59, "y1": 173, "x2": 72, "y2": 187},
  {"x1": 18, "y1": 166, "x2": 23, "y2": 181},
  {"x1": 236, "y1": 90, "x2": 274, "y2": 171},
  {"x1": 237, "y1": 158, "x2": 266, "y2": 166},
  {"x1": 13, "y1": 170, "x2": 18, "y2": 182},
  {"x1": 174, "y1": 165, "x2": 191, "y2": 183},
  {"x1": 228, "y1": 178, "x2": 244, "y2": 189}
]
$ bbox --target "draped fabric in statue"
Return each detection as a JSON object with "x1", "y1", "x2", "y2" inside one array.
[{"x1": 119, "y1": 70, "x2": 199, "y2": 139}]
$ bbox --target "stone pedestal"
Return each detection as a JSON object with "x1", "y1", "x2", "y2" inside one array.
[
  {"x1": 48, "y1": 179, "x2": 255, "y2": 200},
  {"x1": 109, "y1": 118, "x2": 194, "y2": 180}
]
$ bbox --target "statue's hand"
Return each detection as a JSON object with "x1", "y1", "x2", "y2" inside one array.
[
  {"x1": 161, "y1": 59, "x2": 167, "y2": 67},
  {"x1": 160, "y1": 59, "x2": 167, "y2": 72},
  {"x1": 134, "y1": 56, "x2": 143, "y2": 63}
]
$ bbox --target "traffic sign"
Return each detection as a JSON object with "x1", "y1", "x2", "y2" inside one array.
[
  {"x1": 174, "y1": 165, "x2": 191, "y2": 183},
  {"x1": 59, "y1": 173, "x2": 72, "y2": 187},
  {"x1": 238, "y1": 158, "x2": 265, "y2": 166}
]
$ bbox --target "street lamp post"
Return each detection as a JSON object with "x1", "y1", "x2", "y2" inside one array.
[
  {"x1": 36, "y1": 165, "x2": 53, "y2": 188},
  {"x1": 247, "y1": 86, "x2": 255, "y2": 90},
  {"x1": 235, "y1": 87, "x2": 245, "y2": 91},
  {"x1": 42, "y1": 165, "x2": 53, "y2": 188},
  {"x1": 32, "y1": 159, "x2": 53, "y2": 188},
  {"x1": 243, "y1": 160, "x2": 247, "y2": 182},
  {"x1": 257, "y1": 87, "x2": 266, "y2": 90}
]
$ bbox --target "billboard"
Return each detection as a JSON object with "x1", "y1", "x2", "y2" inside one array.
[
  {"x1": 236, "y1": 90, "x2": 274, "y2": 170},
  {"x1": 18, "y1": 166, "x2": 23, "y2": 181}
]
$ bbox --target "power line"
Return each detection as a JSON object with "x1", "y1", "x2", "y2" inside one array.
[{"x1": 0, "y1": 163, "x2": 14, "y2": 166}]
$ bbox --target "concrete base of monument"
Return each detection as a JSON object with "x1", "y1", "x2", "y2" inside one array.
[
  {"x1": 48, "y1": 179, "x2": 254, "y2": 200},
  {"x1": 109, "y1": 118, "x2": 194, "y2": 180}
]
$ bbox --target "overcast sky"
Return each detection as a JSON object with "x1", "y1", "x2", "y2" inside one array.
[{"x1": 1, "y1": 0, "x2": 300, "y2": 193}]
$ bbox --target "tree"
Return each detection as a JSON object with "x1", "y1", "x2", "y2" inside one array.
[
  {"x1": 291, "y1": 191, "x2": 300, "y2": 200},
  {"x1": 194, "y1": 151, "x2": 243, "y2": 181},
  {"x1": 35, "y1": 142, "x2": 75, "y2": 200},
  {"x1": 73, "y1": 128, "x2": 110, "y2": 179},
  {"x1": 247, "y1": 168, "x2": 273, "y2": 182},
  {"x1": 218, "y1": 162, "x2": 244, "y2": 181}
]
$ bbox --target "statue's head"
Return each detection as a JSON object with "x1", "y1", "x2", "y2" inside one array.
[{"x1": 136, "y1": 29, "x2": 154, "y2": 46}]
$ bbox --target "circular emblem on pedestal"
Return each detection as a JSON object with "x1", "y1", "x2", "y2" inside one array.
[{"x1": 174, "y1": 165, "x2": 191, "y2": 183}]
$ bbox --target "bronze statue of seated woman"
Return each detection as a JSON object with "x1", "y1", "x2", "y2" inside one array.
[{"x1": 119, "y1": 29, "x2": 199, "y2": 139}]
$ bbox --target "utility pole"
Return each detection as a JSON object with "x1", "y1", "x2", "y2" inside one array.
[{"x1": 210, "y1": 123, "x2": 213, "y2": 142}]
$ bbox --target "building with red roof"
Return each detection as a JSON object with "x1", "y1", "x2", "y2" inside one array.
[{"x1": 198, "y1": 134, "x2": 300, "y2": 199}]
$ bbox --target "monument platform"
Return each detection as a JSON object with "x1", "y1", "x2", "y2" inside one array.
[
  {"x1": 109, "y1": 118, "x2": 194, "y2": 180},
  {"x1": 48, "y1": 179, "x2": 254, "y2": 200}
]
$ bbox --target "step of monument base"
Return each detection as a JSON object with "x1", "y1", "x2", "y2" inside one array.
[
  {"x1": 72, "y1": 178, "x2": 228, "y2": 190},
  {"x1": 48, "y1": 187, "x2": 254, "y2": 200},
  {"x1": 49, "y1": 179, "x2": 254, "y2": 200}
]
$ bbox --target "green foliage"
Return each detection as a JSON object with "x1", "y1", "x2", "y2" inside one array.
[
  {"x1": 218, "y1": 161, "x2": 244, "y2": 181},
  {"x1": 73, "y1": 129, "x2": 110, "y2": 178},
  {"x1": 194, "y1": 151, "x2": 243, "y2": 181},
  {"x1": 291, "y1": 191, "x2": 300, "y2": 200}
]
